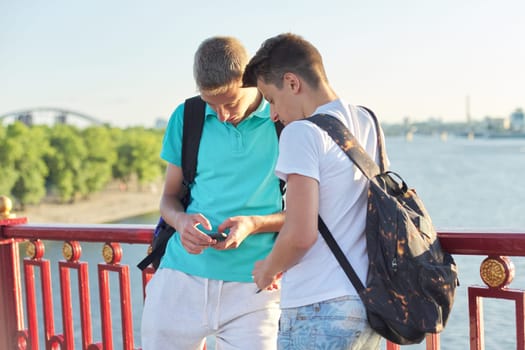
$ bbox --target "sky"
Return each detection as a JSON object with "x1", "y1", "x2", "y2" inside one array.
[{"x1": 1, "y1": 0, "x2": 524, "y2": 127}]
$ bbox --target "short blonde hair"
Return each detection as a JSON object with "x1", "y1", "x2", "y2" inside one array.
[{"x1": 193, "y1": 36, "x2": 248, "y2": 95}]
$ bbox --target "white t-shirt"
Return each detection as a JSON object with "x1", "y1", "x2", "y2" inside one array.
[{"x1": 275, "y1": 99, "x2": 381, "y2": 308}]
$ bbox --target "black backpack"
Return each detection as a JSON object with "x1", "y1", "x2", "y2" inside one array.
[
  {"x1": 307, "y1": 106, "x2": 458, "y2": 345},
  {"x1": 137, "y1": 96, "x2": 283, "y2": 271}
]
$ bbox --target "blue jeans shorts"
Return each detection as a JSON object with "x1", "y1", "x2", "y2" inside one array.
[{"x1": 278, "y1": 295, "x2": 381, "y2": 350}]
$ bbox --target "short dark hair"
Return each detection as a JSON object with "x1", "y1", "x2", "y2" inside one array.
[{"x1": 243, "y1": 33, "x2": 328, "y2": 89}]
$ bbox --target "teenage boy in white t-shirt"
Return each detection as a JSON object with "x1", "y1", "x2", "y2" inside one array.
[{"x1": 244, "y1": 33, "x2": 383, "y2": 349}]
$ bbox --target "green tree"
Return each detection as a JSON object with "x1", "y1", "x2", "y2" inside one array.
[
  {"x1": 45, "y1": 124, "x2": 88, "y2": 203},
  {"x1": 113, "y1": 127, "x2": 164, "y2": 187},
  {"x1": 82, "y1": 126, "x2": 117, "y2": 195},
  {"x1": 132, "y1": 128, "x2": 164, "y2": 184},
  {"x1": 0, "y1": 124, "x2": 19, "y2": 196},
  {"x1": 112, "y1": 132, "x2": 134, "y2": 187},
  {"x1": 0, "y1": 122, "x2": 50, "y2": 208}
]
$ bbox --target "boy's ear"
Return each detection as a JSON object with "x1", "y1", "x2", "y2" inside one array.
[{"x1": 283, "y1": 72, "x2": 301, "y2": 93}]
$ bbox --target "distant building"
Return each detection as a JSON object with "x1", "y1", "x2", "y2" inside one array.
[
  {"x1": 510, "y1": 108, "x2": 524, "y2": 131},
  {"x1": 154, "y1": 117, "x2": 168, "y2": 129},
  {"x1": 484, "y1": 116, "x2": 509, "y2": 132}
]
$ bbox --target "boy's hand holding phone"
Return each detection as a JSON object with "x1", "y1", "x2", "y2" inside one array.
[{"x1": 209, "y1": 232, "x2": 227, "y2": 241}]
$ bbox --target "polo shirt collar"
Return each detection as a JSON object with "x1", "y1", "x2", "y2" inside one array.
[{"x1": 203, "y1": 99, "x2": 270, "y2": 121}]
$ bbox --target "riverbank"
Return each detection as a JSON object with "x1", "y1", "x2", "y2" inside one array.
[{"x1": 15, "y1": 182, "x2": 162, "y2": 224}]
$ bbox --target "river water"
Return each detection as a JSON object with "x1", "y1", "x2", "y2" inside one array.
[{"x1": 32, "y1": 135, "x2": 525, "y2": 349}]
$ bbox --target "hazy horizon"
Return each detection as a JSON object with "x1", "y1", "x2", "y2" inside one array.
[{"x1": 2, "y1": 0, "x2": 524, "y2": 127}]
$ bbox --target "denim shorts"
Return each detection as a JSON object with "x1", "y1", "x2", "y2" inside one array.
[{"x1": 278, "y1": 295, "x2": 381, "y2": 350}]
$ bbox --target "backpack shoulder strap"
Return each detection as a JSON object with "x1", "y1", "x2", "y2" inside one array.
[
  {"x1": 274, "y1": 120, "x2": 284, "y2": 138},
  {"x1": 307, "y1": 112, "x2": 380, "y2": 180},
  {"x1": 136, "y1": 96, "x2": 205, "y2": 271},
  {"x1": 356, "y1": 105, "x2": 388, "y2": 173},
  {"x1": 306, "y1": 109, "x2": 380, "y2": 294},
  {"x1": 181, "y1": 95, "x2": 206, "y2": 186},
  {"x1": 318, "y1": 215, "x2": 365, "y2": 292},
  {"x1": 273, "y1": 120, "x2": 286, "y2": 199},
  {"x1": 307, "y1": 107, "x2": 391, "y2": 294}
]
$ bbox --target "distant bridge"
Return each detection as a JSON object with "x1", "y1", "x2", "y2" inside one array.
[{"x1": 0, "y1": 107, "x2": 106, "y2": 126}]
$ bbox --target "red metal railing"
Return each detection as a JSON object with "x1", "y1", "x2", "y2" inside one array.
[
  {"x1": 1, "y1": 221, "x2": 525, "y2": 350},
  {"x1": 0, "y1": 222, "x2": 155, "y2": 350}
]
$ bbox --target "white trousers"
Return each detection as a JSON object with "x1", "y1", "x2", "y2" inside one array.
[{"x1": 141, "y1": 268, "x2": 281, "y2": 350}]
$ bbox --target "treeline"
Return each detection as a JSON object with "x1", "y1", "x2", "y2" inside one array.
[{"x1": 0, "y1": 121, "x2": 166, "y2": 208}]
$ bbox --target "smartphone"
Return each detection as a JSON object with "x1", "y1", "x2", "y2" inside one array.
[{"x1": 208, "y1": 232, "x2": 227, "y2": 241}]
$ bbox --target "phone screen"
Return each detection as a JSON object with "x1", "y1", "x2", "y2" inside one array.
[{"x1": 209, "y1": 232, "x2": 227, "y2": 241}]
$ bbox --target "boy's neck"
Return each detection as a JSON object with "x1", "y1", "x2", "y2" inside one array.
[
  {"x1": 243, "y1": 89, "x2": 262, "y2": 119},
  {"x1": 303, "y1": 84, "x2": 338, "y2": 117}
]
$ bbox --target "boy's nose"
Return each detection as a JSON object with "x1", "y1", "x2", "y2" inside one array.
[{"x1": 216, "y1": 107, "x2": 230, "y2": 122}]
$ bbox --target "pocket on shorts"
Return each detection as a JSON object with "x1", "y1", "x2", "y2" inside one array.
[{"x1": 309, "y1": 296, "x2": 368, "y2": 349}]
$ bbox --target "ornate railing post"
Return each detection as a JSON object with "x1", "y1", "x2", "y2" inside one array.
[
  {"x1": 0, "y1": 195, "x2": 28, "y2": 349},
  {"x1": 468, "y1": 255, "x2": 524, "y2": 350}
]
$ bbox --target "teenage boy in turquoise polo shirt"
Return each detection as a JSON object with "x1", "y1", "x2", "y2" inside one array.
[{"x1": 141, "y1": 36, "x2": 284, "y2": 350}]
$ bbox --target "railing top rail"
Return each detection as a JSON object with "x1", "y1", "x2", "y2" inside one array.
[
  {"x1": 1, "y1": 223, "x2": 155, "y2": 244},
  {"x1": 434, "y1": 229, "x2": 525, "y2": 256},
  {"x1": 2, "y1": 223, "x2": 525, "y2": 256}
]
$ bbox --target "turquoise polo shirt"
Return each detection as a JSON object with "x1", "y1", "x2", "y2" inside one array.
[{"x1": 159, "y1": 98, "x2": 281, "y2": 282}]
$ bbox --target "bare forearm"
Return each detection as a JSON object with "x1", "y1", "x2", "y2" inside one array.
[
  {"x1": 263, "y1": 174, "x2": 318, "y2": 273},
  {"x1": 159, "y1": 194, "x2": 186, "y2": 230},
  {"x1": 253, "y1": 174, "x2": 319, "y2": 290},
  {"x1": 263, "y1": 224, "x2": 313, "y2": 275},
  {"x1": 251, "y1": 211, "x2": 285, "y2": 234}
]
